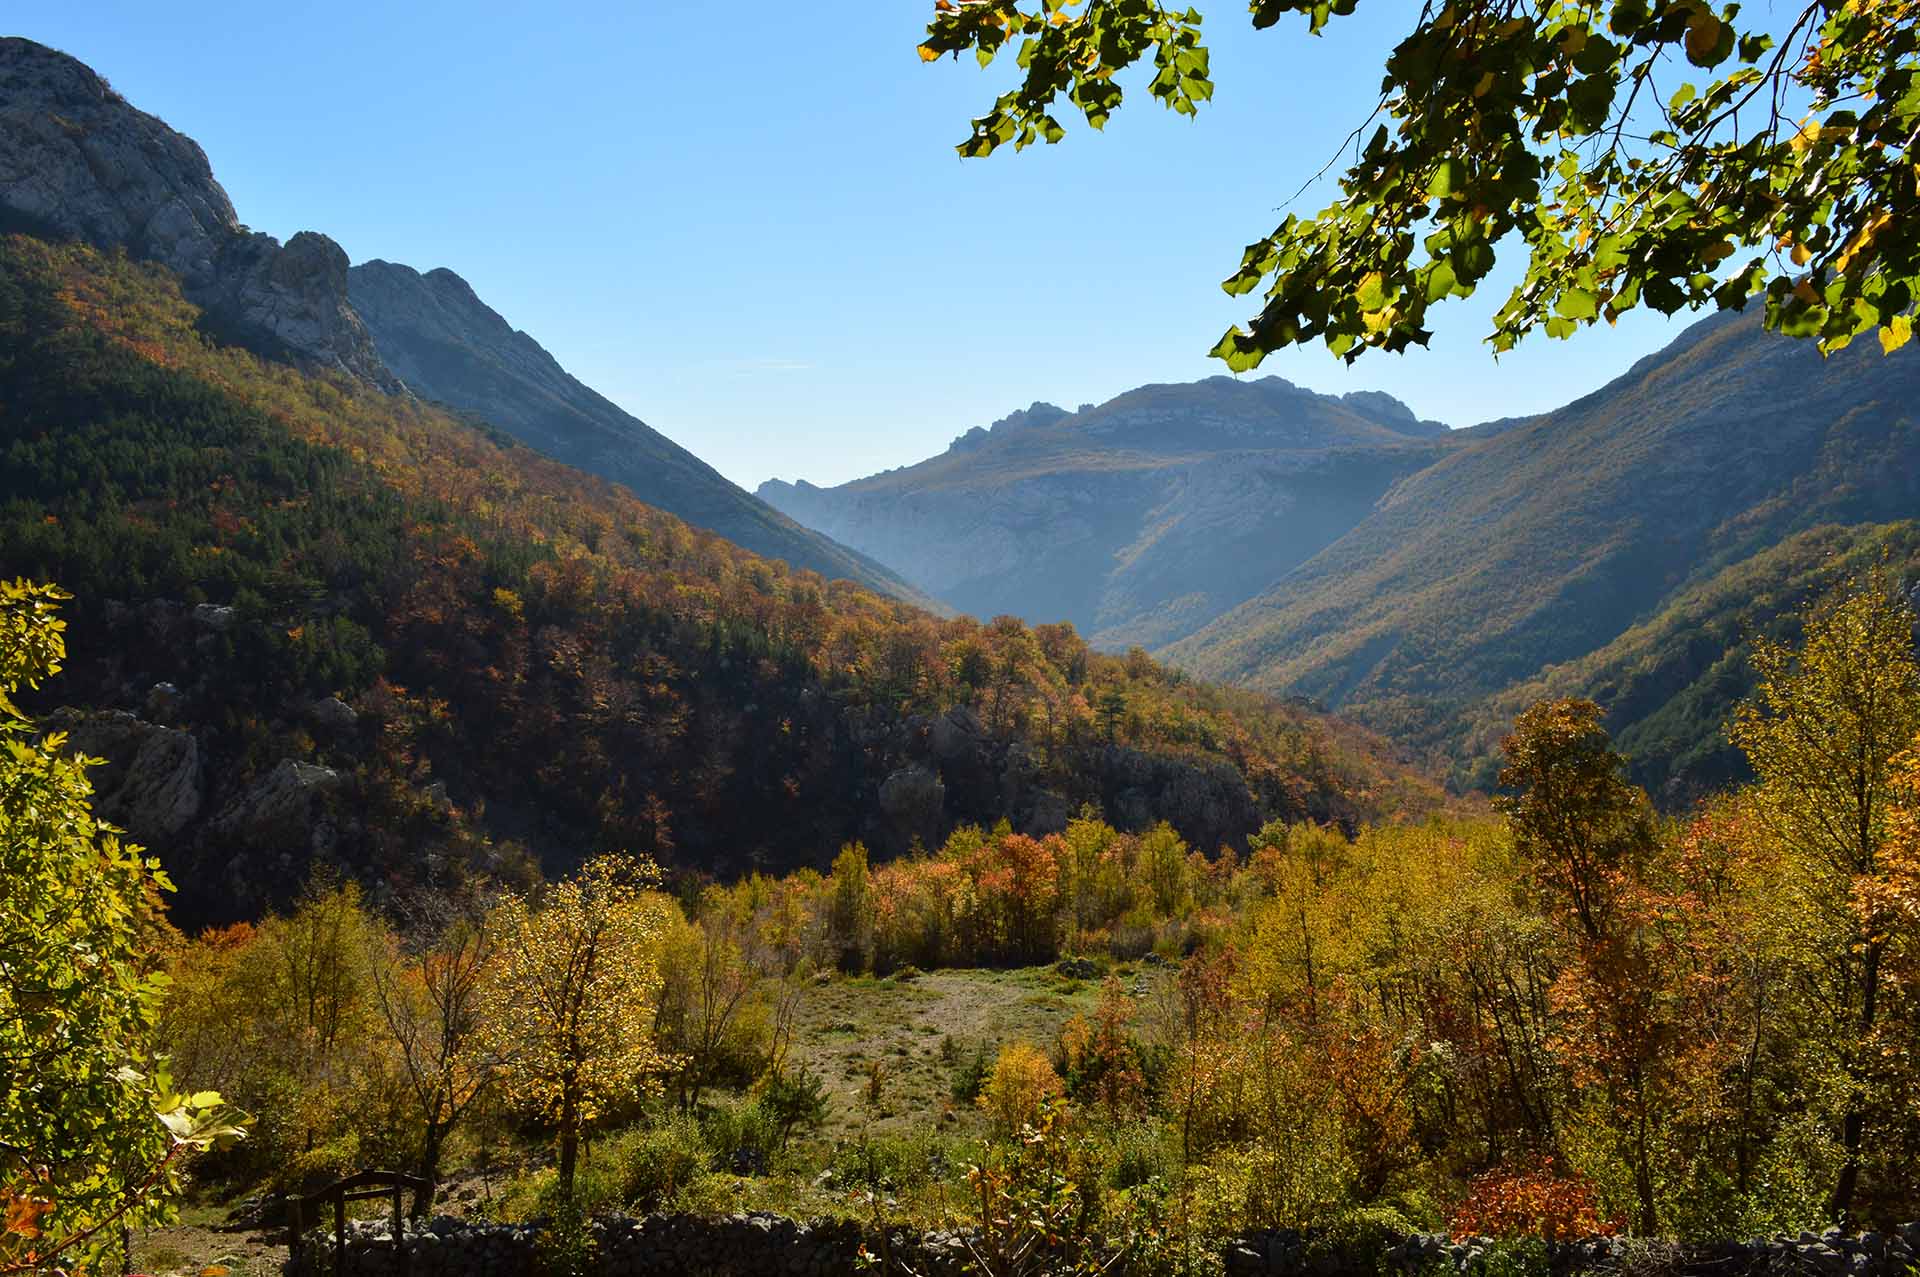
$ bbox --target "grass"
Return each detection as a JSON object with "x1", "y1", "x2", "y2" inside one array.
[{"x1": 786, "y1": 965, "x2": 1121, "y2": 1141}]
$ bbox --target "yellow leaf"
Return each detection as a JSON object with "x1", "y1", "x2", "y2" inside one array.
[
  {"x1": 1794, "y1": 279, "x2": 1821, "y2": 305},
  {"x1": 917, "y1": 44, "x2": 941, "y2": 62},
  {"x1": 1880, "y1": 315, "x2": 1912, "y2": 354},
  {"x1": 1791, "y1": 242, "x2": 1812, "y2": 266},
  {"x1": 1474, "y1": 71, "x2": 1496, "y2": 97}
]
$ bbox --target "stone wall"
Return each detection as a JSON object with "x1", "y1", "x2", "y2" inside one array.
[{"x1": 291, "y1": 1212, "x2": 1920, "y2": 1277}]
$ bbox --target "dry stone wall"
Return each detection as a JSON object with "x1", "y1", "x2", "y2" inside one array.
[{"x1": 292, "y1": 1213, "x2": 1920, "y2": 1277}]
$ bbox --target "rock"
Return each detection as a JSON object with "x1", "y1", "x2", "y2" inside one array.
[
  {"x1": 1056, "y1": 956, "x2": 1100, "y2": 980},
  {"x1": 45, "y1": 709, "x2": 204, "y2": 841},
  {"x1": 0, "y1": 38, "x2": 398, "y2": 391},
  {"x1": 144, "y1": 681, "x2": 182, "y2": 720},
  {"x1": 307, "y1": 696, "x2": 358, "y2": 732},
  {"x1": 1024, "y1": 788, "x2": 1071, "y2": 835},
  {"x1": 877, "y1": 765, "x2": 944, "y2": 844},
  {"x1": 208, "y1": 758, "x2": 340, "y2": 844},
  {"x1": 191, "y1": 603, "x2": 236, "y2": 631}
]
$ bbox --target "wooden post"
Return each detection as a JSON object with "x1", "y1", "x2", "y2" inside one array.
[
  {"x1": 334, "y1": 1194, "x2": 346, "y2": 1277},
  {"x1": 391, "y1": 1184, "x2": 407, "y2": 1277}
]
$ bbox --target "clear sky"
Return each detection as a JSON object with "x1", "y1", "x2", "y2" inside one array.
[{"x1": 10, "y1": 1, "x2": 1694, "y2": 489}]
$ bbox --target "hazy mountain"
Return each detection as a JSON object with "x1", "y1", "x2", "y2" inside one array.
[
  {"x1": 760, "y1": 376, "x2": 1457, "y2": 648},
  {"x1": 0, "y1": 36, "x2": 926, "y2": 605},
  {"x1": 1166, "y1": 311, "x2": 1920, "y2": 784}
]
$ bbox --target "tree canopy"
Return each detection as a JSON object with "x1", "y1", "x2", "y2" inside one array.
[
  {"x1": 0, "y1": 581, "x2": 241, "y2": 1274},
  {"x1": 920, "y1": 0, "x2": 1920, "y2": 364}
]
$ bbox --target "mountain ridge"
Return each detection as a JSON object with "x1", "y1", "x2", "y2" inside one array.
[
  {"x1": 345, "y1": 257, "x2": 939, "y2": 604},
  {"x1": 758, "y1": 377, "x2": 1459, "y2": 649}
]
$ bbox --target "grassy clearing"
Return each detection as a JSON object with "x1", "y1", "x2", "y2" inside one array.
[{"x1": 787, "y1": 963, "x2": 1148, "y2": 1141}]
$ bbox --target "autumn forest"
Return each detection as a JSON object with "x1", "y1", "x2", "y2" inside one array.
[{"x1": 9, "y1": 4, "x2": 1920, "y2": 1276}]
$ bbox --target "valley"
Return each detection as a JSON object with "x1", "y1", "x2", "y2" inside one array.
[{"x1": 4, "y1": 18, "x2": 1920, "y2": 1277}]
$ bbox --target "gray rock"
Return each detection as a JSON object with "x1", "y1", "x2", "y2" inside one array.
[
  {"x1": 192, "y1": 603, "x2": 236, "y2": 631},
  {"x1": 307, "y1": 696, "x2": 358, "y2": 732},
  {"x1": 209, "y1": 758, "x2": 340, "y2": 842},
  {"x1": 877, "y1": 765, "x2": 945, "y2": 843},
  {"x1": 46, "y1": 709, "x2": 204, "y2": 840},
  {"x1": 0, "y1": 38, "x2": 398, "y2": 391}
]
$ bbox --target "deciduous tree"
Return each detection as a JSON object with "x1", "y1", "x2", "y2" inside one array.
[
  {"x1": 477, "y1": 855, "x2": 672, "y2": 1199},
  {"x1": 921, "y1": 0, "x2": 1920, "y2": 364}
]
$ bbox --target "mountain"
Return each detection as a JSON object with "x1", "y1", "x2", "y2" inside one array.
[
  {"x1": 344, "y1": 259, "x2": 934, "y2": 602},
  {"x1": 1456, "y1": 521, "x2": 1920, "y2": 799},
  {"x1": 759, "y1": 377, "x2": 1456, "y2": 648},
  {"x1": 0, "y1": 36, "x2": 394, "y2": 387},
  {"x1": 1165, "y1": 312, "x2": 1920, "y2": 792},
  {"x1": 0, "y1": 231, "x2": 1439, "y2": 926},
  {"x1": 0, "y1": 36, "x2": 925, "y2": 605}
]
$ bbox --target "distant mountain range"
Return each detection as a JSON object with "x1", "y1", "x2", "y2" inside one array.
[
  {"x1": 760, "y1": 378, "x2": 1456, "y2": 649},
  {"x1": 0, "y1": 35, "x2": 926, "y2": 605},
  {"x1": 764, "y1": 314, "x2": 1920, "y2": 800}
]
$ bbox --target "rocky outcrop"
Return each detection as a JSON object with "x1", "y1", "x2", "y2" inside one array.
[
  {"x1": 0, "y1": 37, "x2": 395, "y2": 388},
  {"x1": 208, "y1": 758, "x2": 341, "y2": 846},
  {"x1": 44, "y1": 709, "x2": 204, "y2": 842}
]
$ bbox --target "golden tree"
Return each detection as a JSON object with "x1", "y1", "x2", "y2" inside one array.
[
  {"x1": 477, "y1": 854, "x2": 673, "y2": 1198},
  {"x1": 1732, "y1": 578, "x2": 1920, "y2": 1222}
]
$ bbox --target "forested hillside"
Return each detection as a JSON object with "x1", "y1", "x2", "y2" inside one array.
[
  {"x1": 759, "y1": 378, "x2": 1455, "y2": 649},
  {"x1": 1166, "y1": 313, "x2": 1920, "y2": 787},
  {"x1": 345, "y1": 259, "x2": 933, "y2": 604},
  {"x1": 0, "y1": 234, "x2": 1436, "y2": 926}
]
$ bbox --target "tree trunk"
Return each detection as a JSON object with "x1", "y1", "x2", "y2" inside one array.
[
  {"x1": 558, "y1": 1073, "x2": 581, "y2": 1200},
  {"x1": 413, "y1": 1122, "x2": 446, "y2": 1219},
  {"x1": 1830, "y1": 940, "x2": 1883, "y2": 1225}
]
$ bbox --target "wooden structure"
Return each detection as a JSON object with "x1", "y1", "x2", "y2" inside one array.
[{"x1": 287, "y1": 1170, "x2": 429, "y2": 1277}]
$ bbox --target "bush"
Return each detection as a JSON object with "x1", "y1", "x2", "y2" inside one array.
[
  {"x1": 1106, "y1": 1122, "x2": 1174, "y2": 1190},
  {"x1": 533, "y1": 1193, "x2": 595, "y2": 1277},
  {"x1": 608, "y1": 1115, "x2": 708, "y2": 1211},
  {"x1": 950, "y1": 1041, "x2": 992, "y2": 1104},
  {"x1": 831, "y1": 1129, "x2": 970, "y2": 1192},
  {"x1": 698, "y1": 1097, "x2": 780, "y2": 1175},
  {"x1": 759, "y1": 1067, "x2": 830, "y2": 1150},
  {"x1": 1447, "y1": 1156, "x2": 1619, "y2": 1241},
  {"x1": 978, "y1": 1042, "x2": 1064, "y2": 1136}
]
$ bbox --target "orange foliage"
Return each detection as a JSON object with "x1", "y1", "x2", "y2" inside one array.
[{"x1": 1447, "y1": 1156, "x2": 1621, "y2": 1241}]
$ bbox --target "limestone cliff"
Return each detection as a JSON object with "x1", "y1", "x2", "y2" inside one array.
[{"x1": 0, "y1": 37, "x2": 397, "y2": 388}]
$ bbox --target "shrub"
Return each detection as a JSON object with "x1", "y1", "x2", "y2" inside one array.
[
  {"x1": 831, "y1": 1129, "x2": 968, "y2": 1192},
  {"x1": 950, "y1": 1041, "x2": 992, "y2": 1104},
  {"x1": 759, "y1": 1067, "x2": 830, "y2": 1150},
  {"x1": 1107, "y1": 1122, "x2": 1174, "y2": 1190},
  {"x1": 1448, "y1": 1156, "x2": 1620, "y2": 1241},
  {"x1": 608, "y1": 1115, "x2": 708, "y2": 1211},
  {"x1": 978, "y1": 1041, "x2": 1065, "y2": 1136},
  {"x1": 533, "y1": 1193, "x2": 594, "y2": 1277},
  {"x1": 698, "y1": 1097, "x2": 780, "y2": 1175}
]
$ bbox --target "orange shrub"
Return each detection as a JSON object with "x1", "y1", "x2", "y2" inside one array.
[{"x1": 1447, "y1": 1156, "x2": 1620, "y2": 1241}]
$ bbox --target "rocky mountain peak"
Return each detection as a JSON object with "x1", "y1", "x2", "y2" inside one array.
[{"x1": 0, "y1": 37, "x2": 397, "y2": 390}]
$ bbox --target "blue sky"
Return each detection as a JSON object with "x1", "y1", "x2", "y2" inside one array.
[{"x1": 12, "y1": 1, "x2": 1694, "y2": 489}]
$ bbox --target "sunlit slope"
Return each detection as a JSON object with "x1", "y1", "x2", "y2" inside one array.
[{"x1": 1167, "y1": 312, "x2": 1920, "y2": 766}]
